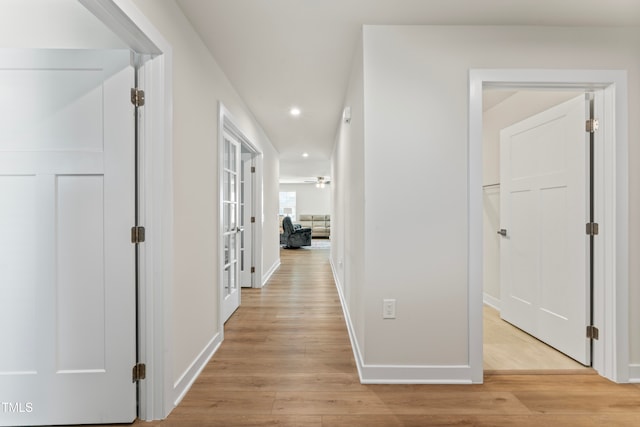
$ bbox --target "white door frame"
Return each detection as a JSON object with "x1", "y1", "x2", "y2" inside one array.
[
  {"x1": 80, "y1": 0, "x2": 173, "y2": 420},
  {"x1": 468, "y1": 69, "x2": 629, "y2": 383},
  {"x1": 218, "y1": 102, "x2": 264, "y2": 334}
]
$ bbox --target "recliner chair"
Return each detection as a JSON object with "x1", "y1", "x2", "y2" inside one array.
[{"x1": 281, "y1": 216, "x2": 311, "y2": 248}]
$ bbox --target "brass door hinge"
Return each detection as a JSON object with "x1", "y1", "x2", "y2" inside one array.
[
  {"x1": 586, "y1": 118, "x2": 599, "y2": 133},
  {"x1": 586, "y1": 222, "x2": 599, "y2": 236},
  {"x1": 132, "y1": 363, "x2": 146, "y2": 382},
  {"x1": 131, "y1": 226, "x2": 146, "y2": 244},
  {"x1": 131, "y1": 88, "x2": 145, "y2": 107},
  {"x1": 251, "y1": 166, "x2": 256, "y2": 173},
  {"x1": 586, "y1": 325, "x2": 599, "y2": 340},
  {"x1": 251, "y1": 266, "x2": 255, "y2": 273}
]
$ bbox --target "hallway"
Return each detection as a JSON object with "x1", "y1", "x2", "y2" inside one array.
[{"x1": 132, "y1": 246, "x2": 640, "y2": 426}]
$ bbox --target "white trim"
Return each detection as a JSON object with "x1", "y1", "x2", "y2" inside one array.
[
  {"x1": 482, "y1": 293, "x2": 500, "y2": 311},
  {"x1": 81, "y1": 0, "x2": 174, "y2": 420},
  {"x1": 261, "y1": 258, "x2": 281, "y2": 287},
  {"x1": 78, "y1": 0, "x2": 163, "y2": 54},
  {"x1": 469, "y1": 69, "x2": 629, "y2": 384},
  {"x1": 358, "y1": 366, "x2": 472, "y2": 384},
  {"x1": 330, "y1": 258, "x2": 364, "y2": 382},
  {"x1": 628, "y1": 365, "x2": 640, "y2": 383},
  {"x1": 172, "y1": 333, "x2": 222, "y2": 407}
]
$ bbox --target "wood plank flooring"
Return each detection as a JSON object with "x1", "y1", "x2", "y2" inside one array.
[
  {"x1": 112, "y1": 245, "x2": 640, "y2": 426},
  {"x1": 483, "y1": 305, "x2": 588, "y2": 371}
]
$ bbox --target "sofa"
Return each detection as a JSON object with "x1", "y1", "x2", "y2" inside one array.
[{"x1": 297, "y1": 214, "x2": 330, "y2": 238}]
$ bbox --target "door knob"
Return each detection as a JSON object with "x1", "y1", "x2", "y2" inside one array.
[{"x1": 497, "y1": 229, "x2": 507, "y2": 237}]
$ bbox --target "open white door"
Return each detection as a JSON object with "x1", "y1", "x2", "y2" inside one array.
[
  {"x1": 240, "y1": 154, "x2": 254, "y2": 288},
  {"x1": 499, "y1": 94, "x2": 590, "y2": 365},
  {"x1": 222, "y1": 131, "x2": 241, "y2": 322},
  {"x1": 0, "y1": 49, "x2": 136, "y2": 425}
]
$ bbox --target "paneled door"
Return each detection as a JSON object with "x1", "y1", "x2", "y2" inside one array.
[
  {"x1": 222, "y1": 131, "x2": 241, "y2": 322},
  {"x1": 0, "y1": 49, "x2": 136, "y2": 425},
  {"x1": 240, "y1": 154, "x2": 253, "y2": 288},
  {"x1": 499, "y1": 94, "x2": 591, "y2": 365}
]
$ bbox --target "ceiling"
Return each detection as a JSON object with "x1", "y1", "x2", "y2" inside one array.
[{"x1": 175, "y1": 0, "x2": 640, "y2": 183}]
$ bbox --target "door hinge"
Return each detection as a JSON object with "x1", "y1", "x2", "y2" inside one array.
[
  {"x1": 131, "y1": 88, "x2": 145, "y2": 107},
  {"x1": 132, "y1": 363, "x2": 146, "y2": 382},
  {"x1": 251, "y1": 216, "x2": 256, "y2": 223},
  {"x1": 586, "y1": 325, "x2": 599, "y2": 340},
  {"x1": 251, "y1": 166, "x2": 256, "y2": 173},
  {"x1": 586, "y1": 118, "x2": 599, "y2": 133},
  {"x1": 586, "y1": 222, "x2": 599, "y2": 236},
  {"x1": 251, "y1": 266, "x2": 255, "y2": 273},
  {"x1": 131, "y1": 226, "x2": 146, "y2": 244}
]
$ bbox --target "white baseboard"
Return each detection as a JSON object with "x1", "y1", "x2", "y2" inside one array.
[
  {"x1": 330, "y1": 258, "x2": 364, "y2": 381},
  {"x1": 330, "y1": 259, "x2": 473, "y2": 384},
  {"x1": 628, "y1": 364, "x2": 640, "y2": 383},
  {"x1": 172, "y1": 332, "x2": 222, "y2": 406},
  {"x1": 261, "y1": 258, "x2": 281, "y2": 287},
  {"x1": 358, "y1": 364, "x2": 472, "y2": 384},
  {"x1": 483, "y1": 293, "x2": 501, "y2": 311}
]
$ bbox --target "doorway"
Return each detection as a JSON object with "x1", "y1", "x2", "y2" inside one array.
[
  {"x1": 468, "y1": 69, "x2": 630, "y2": 384},
  {"x1": 219, "y1": 104, "x2": 262, "y2": 325},
  {"x1": 481, "y1": 89, "x2": 593, "y2": 371}
]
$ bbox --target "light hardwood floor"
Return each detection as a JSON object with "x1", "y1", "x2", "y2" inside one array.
[
  {"x1": 106, "y1": 246, "x2": 640, "y2": 427},
  {"x1": 483, "y1": 305, "x2": 589, "y2": 371}
]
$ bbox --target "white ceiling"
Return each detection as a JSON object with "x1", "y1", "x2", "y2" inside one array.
[{"x1": 175, "y1": 0, "x2": 640, "y2": 182}]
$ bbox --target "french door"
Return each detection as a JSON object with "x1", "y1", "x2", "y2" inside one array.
[{"x1": 222, "y1": 131, "x2": 241, "y2": 322}]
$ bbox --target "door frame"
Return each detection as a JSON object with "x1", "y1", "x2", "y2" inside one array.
[
  {"x1": 218, "y1": 102, "x2": 263, "y2": 333},
  {"x1": 468, "y1": 69, "x2": 629, "y2": 383},
  {"x1": 80, "y1": 0, "x2": 173, "y2": 420}
]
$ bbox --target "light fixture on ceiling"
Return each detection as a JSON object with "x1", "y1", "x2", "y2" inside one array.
[
  {"x1": 290, "y1": 107, "x2": 301, "y2": 117},
  {"x1": 302, "y1": 152, "x2": 309, "y2": 158},
  {"x1": 315, "y1": 176, "x2": 326, "y2": 189}
]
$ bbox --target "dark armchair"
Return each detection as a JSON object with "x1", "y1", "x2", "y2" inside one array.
[{"x1": 281, "y1": 216, "x2": 311, "y2": 248}]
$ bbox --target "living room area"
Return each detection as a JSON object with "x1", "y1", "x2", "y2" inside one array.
[{"x1": 279, "y1": 178, "x2": 331, "y2": 249}]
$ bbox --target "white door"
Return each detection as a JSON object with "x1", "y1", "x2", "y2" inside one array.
[
  {"x1": 222, "y1": 131, "x2": 241, "y2": 322},
  {"x1": 240, "y1": 155, "x2": 253, "y2": 288},
  {"x1": 499, "y1": 94, "x2": 590, "y2": 365},
  {"x1": 0, "y1": 49, "x2": 136, "y2": 425}
]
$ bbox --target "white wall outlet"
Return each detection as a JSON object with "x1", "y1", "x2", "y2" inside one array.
[{"x1": 383, "y1": 299, "x2": 396, "y2": 319}]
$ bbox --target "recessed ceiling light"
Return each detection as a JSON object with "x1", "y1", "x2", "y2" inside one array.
[
  {"x1": 302, "y1": 153, "x2": 309, "y2": 158},
  {"x1": 290, "y1": 107, "x2": 301, "y2": 117}
]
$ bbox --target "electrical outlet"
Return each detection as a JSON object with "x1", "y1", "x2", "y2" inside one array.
[{"x1": 383, "y1": 299, "x2": 396, "y2": 319}]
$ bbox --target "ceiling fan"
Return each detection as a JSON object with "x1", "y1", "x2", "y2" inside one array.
[{"x1": 303, "y1": 176, "x2": 331, "y2": 187}]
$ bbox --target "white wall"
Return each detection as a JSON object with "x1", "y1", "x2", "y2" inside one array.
[
  {"x1": 279, "y1": 183, "x2": 331, "y2": 217},
  {"x1": 131, "y1": 0, "x2": 280, "y2": 396},
  {"x1": 332, "y1": 35, "x2": 366, "y2": 358},
  {"x1": 332, "y1": 24, "x2": 640, "y2": 381}
]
